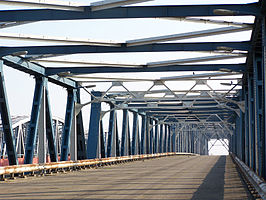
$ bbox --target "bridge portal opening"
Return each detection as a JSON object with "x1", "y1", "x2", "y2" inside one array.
[{"x1": 208, "y1": 139, "x2": 229, "y2": 156}]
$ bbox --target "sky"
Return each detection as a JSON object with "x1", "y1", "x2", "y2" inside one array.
[{"x1": 0, "y1": 0, "x2": 258, "y2": 155}]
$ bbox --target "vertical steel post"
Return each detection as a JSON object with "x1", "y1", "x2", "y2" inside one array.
[
  {"x1": 100, "y1": 121, "x2": 106, "y2": 158},
  {"x1": 248, "y1": 72, "x2": 255, "y2": 170},
  {"x1": 0, "y1": 61, "x2": 17, "y2": 165},
  {"x1": 115, "y1": 118, "x2": 120, "y2": 157},
  {"x1": 167, "y1": 125, "x2": 171, "y2": 152},
  {"x1": 45, "y1": 85, "x2": 58, "y2": 162},
  {"x1": 244, "y1": 85, "x2": 250, "y2": 165},
  {"x1": 38, "y1": 80, "x2": 46, "y2": 164},
  {"x1": 154, "y1": 120, "x2": 159, "y2": 153},
  {"x1": 262, "y1": 16, "x2": 266, "y2": 179},
  {"x1": 60, "y1": 89, "x2": 76, "y2": 161},
  {"x1": 24, "y1": 77, "x2": 44, "y2": 164},
  {"x1": 107, "y1": 104, "x2": 117, "y2": 157},
  {"x1": 239, "y1": 106, "x2": 244, "y2": 161},
  {"x1": 127, "y1": 117, "x2": 131, "y2": 156},
  {"x1": 253, "y1": 53, "x2": 263, "y2": 176},
  {"x1": 159, "y1": 124, "x2": 163, "y2": 153},
  {"x1": 163, "y1": 124, "x2": 168, "y2": 152},
  {"x1": 131, "y1": 112, "x2": 139, "y2": 155},
  {"x1": 76, "y1": 88, "x2": 87, "y2": 160},
  {"x1": 140, "y1": 115, "x2": 147, "y2": 154},
  {"x1": 121, "y1": 109, "x2": 129, "y2": 156},
  {"x1": 146, "y1": 117, "x2": 150, "y2": 154},
  {"x1": 86, "y1": 92, "x2": 102, "y2": 159},
  {"x1": 149, "y1": 119, "x2": 154, "y2": 154},
  {"x1": 172, "y1": 126, "x2": 176, "y2": 152}
]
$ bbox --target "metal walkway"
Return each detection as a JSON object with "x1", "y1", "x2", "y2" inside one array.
[{"x1": 0, "y1": 155, "x2": 251, "y2": 200}]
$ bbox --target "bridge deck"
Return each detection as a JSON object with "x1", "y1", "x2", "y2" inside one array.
[{"x1": 0, "y1": 155, "x2": 251, "y2": 200}]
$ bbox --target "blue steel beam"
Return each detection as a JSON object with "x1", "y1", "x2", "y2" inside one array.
[
  {"x1": 163, "y1": 124, "x2": 168, "y2": 153},
  {"x1": 172, "y1": 127, "x2": 176, "y2": 153},
  {"x1": 140, "y1": 115, "x2": 147, "y2": 154},
  {"x1": 131, "y1": 112, "x2": 139, "y2": 155},
  {"x1": 60, "y1": 89, "x2": 76, "y2": 161},
  {"x1": 159, "y1": 124, "x2": 164, "y2": 153},
  {"x1": 128, "y1": 122, "x2": 131, "y2": 156},
  {"x1": 76, "y1": 88, "x2": 87, "y2": 160},
  {"x1": 1, "y1": 56, "x2": 76, "y2": 88},
  {"x1": 121, "y1": 110, "x2": 129, "y2": 156},
  {"x1": 0, "y1": 3, "x2": 259, "y2": 22},
  {"x1": 244, "y1": 85, "x2": 250, "y2": 166},
  {"x1": 167, "y1": 125, "x2": 171, "y2": 152},
  {"x1": 149, "y1": 119, "x2": 154, "y2": 154},
  {"x1": 24, "y1": 77, "x2": 45, "y2": 164},
  {"x1": 253, "y1": 54, "x2": 264, "y2": 177},
  {"x1": 0, "y1": 42, "x2": 250, "y2": 56},
  {"x1": 115, "y1": 118, "x2": 120, "y2": 157},
  {"x1": 46, "y1": 64, "x2": 246, "y2": 75},
  {"x1": 44, "y1": 83, "x2": 58, "y2": 162},
  {"x1": 154, "y1": 121, "x2": 159, "y2": 153},
  {"x1": 262, "y1": 15, "x2": 266, "y2": 179},
  {"x1": 0, "y1": 61, "x2": 17, "y2": 165},
  {"x1": 87, "y1": 92, "x2": 102, "y2": 159},
  {"x1": 107, "y1": 105, "x2": 117, "y2": 157},
  {"x1": 100, "y1": 121, "x2": 106, "y2": 158}
]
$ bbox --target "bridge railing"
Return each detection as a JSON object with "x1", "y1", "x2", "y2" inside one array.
[{"x1": 0, "y1": 152, "x2": 196, "y2": 180}]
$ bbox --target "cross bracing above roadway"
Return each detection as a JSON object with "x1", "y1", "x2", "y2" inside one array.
[{"x1": 0, "y1": 0, "x2": 265, "y2": 186}]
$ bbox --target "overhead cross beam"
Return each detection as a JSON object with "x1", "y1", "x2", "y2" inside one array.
[
  {"x1": 0, "y1": 42, "x2": 250, "y2": 56},
  {"x1": 45, "y1": 64, "x2": 246, "y2": 75},
  {"x1": 0, "y1": 3, "x2": 259, "y2": 22},
  {"x1": 127, "y1": 26, "x2": 252, "y2": 47},
  {"x1": 0, "y1": 0, "x2": 84, "y2": 11},
  {"x1": 90, "y1": 0, "x2": 153, "y2": 11},
  {"x1": 1, "y1": 55, "x2": 76, "y2": 88}
]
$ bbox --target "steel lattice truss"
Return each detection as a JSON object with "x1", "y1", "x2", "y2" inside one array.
[{"x1": 0, "y1": 0, "x2": 265, "y2": 182}]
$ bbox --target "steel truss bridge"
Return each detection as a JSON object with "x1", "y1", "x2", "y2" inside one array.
[{"x1": 0, "y1": 0, "x2": 265, "y2": 199}]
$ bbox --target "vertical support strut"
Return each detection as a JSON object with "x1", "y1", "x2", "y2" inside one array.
[
  {"x1": 60, "y1": 89, "x2": 75, "y2": 161},
  {"x1": 24, "y1": 77, "x2": 44, "y2": 164},
  {"x1": 159, "y1": 124, "x2": 163, "y2": 153},
  {"x1": 172, "y1": 126, "x2": 176, "y2": 152},
  {"x1": 262, "y1": 16, "x2": 266, "y2": 179},
  {"x1": 121, "y1": 109, "x2": 129, "y2": 156},
  {"x1": 163, "y1": 124, "x2": 168, "y2": 152},
  {"x1": 86, "y1": 92, "x2": 102, "y2": 159},
  {"x1": 149, "y1": 118, "x2": 154, "y2": 154},
  {"x1": 253, "y1": 53, "x2": 264, "y2": 176},
  {"x1": 244, "y1": 85, "x2": 250, "y2": 166},
  {"x1": 146, "y1": 117, "x2": 150, "y2": 154},
  {"x1": 140, "y1": 115, "x2": 147, "y2": 154},
  {"x1": 100, "y1": 120, "x2": 106, "y2": 158},
  {"x1": 38, "y1": 81, "x2": 46, "y2": 164},
  {"x1": 76, "y1": 88, "x2": 87, "y2": 160},
  {"x1": 45, "y1": 83, "x2": 58, "y2": 162},
  {"x1": 154, "y1": 120, "x2": 159, "y2": 153},
  {"x1": 248, "y1": 72, "x2": 255, "y2": 170},
  {"x1": 167, "y1": 125, "x2": 171, "y2": 152},
  {"x1": 0, "y1": 61, "x2": 17, "y2": 165},
  {"x1": 131, "y1": 112, "x2": 139, "y2": 155},
  {"x1": 107, "y1": 104, "x2": 117, "y2": 157}
]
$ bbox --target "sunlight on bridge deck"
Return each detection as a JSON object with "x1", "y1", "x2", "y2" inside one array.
[{"x1": 0, "y1": 155, "x2": 251, "y2": 200}]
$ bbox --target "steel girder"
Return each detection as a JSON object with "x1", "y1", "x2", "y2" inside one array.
[
  {"x1": 86, "y1": 92, "x2": 102, "y2": 159},
  {"x1": 45, "y1": 64, "x2": 246, "y2": 75},
  {"x1": 60, "y1": 89, "x2": 76, "y2": 161},
  {"x1": 0, "y1": 3, "x2": 259, "y2": 22},
  {"x1": 0, "y1": 42, "x2": 250, "y2": 56},
  {"x1": 0, "y1": 61, "x2": 17, "y2": 165}
]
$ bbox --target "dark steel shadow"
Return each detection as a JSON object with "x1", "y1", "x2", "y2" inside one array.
[{"x1": 191, "y1": 156, "x2": 226, "y2": 200}]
